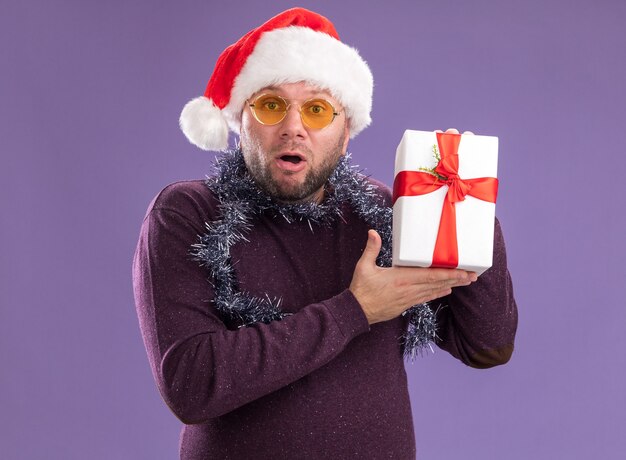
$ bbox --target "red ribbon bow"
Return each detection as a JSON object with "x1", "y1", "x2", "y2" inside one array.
[{"x1": 392, "y1": 132, "x2": 499, "y2": 268}]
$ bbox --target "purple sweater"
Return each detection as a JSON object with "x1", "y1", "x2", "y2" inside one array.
[{"x1": 132, "y1": 178, "x2": 517, "y2": 459}]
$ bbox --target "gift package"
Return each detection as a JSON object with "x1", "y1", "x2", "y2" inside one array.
[{"x1": 392, "y1": 130, "x2": 499, "y2": 275}]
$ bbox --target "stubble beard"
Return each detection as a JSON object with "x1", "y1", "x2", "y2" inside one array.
[{"x1": 240, "y1": 132, "x2": 346, "y2": 203}]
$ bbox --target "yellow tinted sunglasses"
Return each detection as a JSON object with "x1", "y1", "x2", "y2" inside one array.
[{"x1": 248, "y1": 94, "x2": 341, "y2": 130}]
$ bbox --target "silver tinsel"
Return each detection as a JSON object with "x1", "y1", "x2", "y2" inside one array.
[{"x1": 191, "y1": 148, "x2": 438, "y2": 357}]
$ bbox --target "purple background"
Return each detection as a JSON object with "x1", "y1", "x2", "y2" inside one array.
[{"x1": 2, "y1": 1, "x2": 625, "y2": 458}]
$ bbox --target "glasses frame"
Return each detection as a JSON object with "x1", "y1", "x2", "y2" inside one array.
[{"x1": 247, "y1": 93, "x2": 341, "y2": 130}]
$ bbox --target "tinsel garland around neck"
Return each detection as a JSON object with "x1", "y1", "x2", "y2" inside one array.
[{"x1": 191, "y1": 148, "x2": 437, "y2": 358}]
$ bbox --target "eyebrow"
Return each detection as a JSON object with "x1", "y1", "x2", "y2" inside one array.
[{"x1": 256, "y1": 86, "x2": 332, "y2": 99}]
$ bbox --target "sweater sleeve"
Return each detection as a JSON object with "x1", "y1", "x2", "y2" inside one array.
[
  {"x1": 434, "y1": 218, "x2": 518, "y2": 368},
  {"x1": 132, "y1": 184, "x2": 370, "y2": 424}
]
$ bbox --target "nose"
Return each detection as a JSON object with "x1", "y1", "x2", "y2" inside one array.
[{"x1": 279, "y1": 104, "x2": 307, "y2": 140}]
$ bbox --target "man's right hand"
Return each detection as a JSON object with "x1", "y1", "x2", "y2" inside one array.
[{"x1": 349, "y1": 230, "x2": 477, "y2": 325}]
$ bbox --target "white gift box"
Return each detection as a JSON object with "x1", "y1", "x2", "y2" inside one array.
[{"x1": 392, "y1": 130, "x2": 499, "y2": 275}]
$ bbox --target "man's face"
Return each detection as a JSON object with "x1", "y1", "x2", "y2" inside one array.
[{"x1": 239, "y1": 82, "x2": 350, "y2": 203}]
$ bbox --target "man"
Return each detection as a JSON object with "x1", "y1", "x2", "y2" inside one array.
[{"x1": 133, "y1": 8, "x2": 517, "y2": 459}]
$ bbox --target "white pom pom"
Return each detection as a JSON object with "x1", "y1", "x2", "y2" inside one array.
[{"x1": 179, "y1": 97, "x2": 229, "y2": 151}]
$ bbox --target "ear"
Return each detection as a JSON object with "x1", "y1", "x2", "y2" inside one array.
[{"x1": 239, "y1": 103, "x2": 251, "y2": 137}]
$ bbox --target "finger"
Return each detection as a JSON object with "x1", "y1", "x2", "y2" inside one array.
[
  {"x1": 402, "y1": 267, "x2": 472, "y2": 284},
  {"x1": 445, "y1": 279, "x2": 473, "y2": 289},
  {"x1": 445, "y1": 128, "x2": 460, "y2": 134},
  {"x1": 450, "y1": 271, "x2": 478, "y2": 283},
  {"x1": 463, "y1": 130, "x2": 474, "y2": 135},
  {"x1": 358, "y1": 230, "x2": 382, "y2": 266},
  {"x1": 438, "y1": 273, "x2": 478, "y2": 290},
  {"x1": 442, "y1": 278, "x2": 468, "y2": 287},
  {"x1": 431, "y1": 287, "x2": 453, "y2": 300}
]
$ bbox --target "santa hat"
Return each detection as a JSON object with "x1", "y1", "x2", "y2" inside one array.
[{"x1": 179, "y1": 7, "x2": 374, "y2": 151}]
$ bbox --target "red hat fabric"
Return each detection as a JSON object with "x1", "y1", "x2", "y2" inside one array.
[{"x1": 179, "y1": 7, "x2": 374, "y2": 151}]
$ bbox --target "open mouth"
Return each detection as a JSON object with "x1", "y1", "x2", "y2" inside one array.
[
  {"x1": 280, "y1": 155, "x2": 303, "y2": 164},
  {"x1": 275, "y1": 152, "x2": 307, "y2": 172}
]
